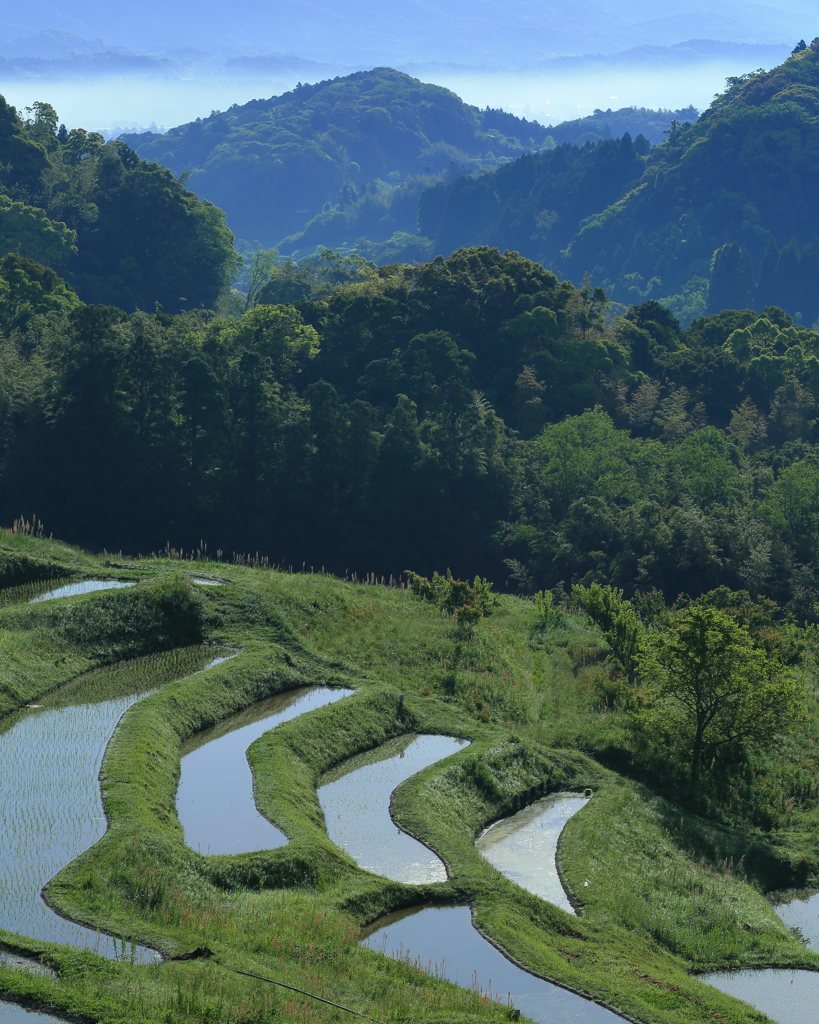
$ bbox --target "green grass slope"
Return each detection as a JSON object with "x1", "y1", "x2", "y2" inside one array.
[{"x1": 0, "y1": 528, "x2": 817, "y2": 1024}]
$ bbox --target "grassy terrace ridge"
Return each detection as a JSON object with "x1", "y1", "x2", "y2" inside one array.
[{"x1": 0, "y1": 531, "x2": 818, "y2": 1023}]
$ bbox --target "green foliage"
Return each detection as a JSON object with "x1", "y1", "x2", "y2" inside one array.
[
  {"x1": 0, "y1": 94, "x2": 236, "y2": 313},
  {"x1": 573, "y1": 582, "x2": 643, "y2": 682},
  {"x1": 0, "y1": 194, "x2": 76, "y2": 269},
  {"x1": 0, "y1": 253, "x2": 80, "y2": 330},
  {"x1": 406, "y1": 568, "x2": 498, "y2": 633},
  {"x1": 633, "y1": 605, "x2": 805, "y2": 788},
  {"x1": 0, "y1": 536, "x2": 817, "y2": 1024}
]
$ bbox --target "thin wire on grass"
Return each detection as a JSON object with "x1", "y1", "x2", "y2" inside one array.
[{"x1": 224, "y1": 966, "x2": 386, "y2": 1024}]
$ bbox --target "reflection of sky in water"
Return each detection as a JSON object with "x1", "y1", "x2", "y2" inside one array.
[
  {"x1": 0, "y1": 999, "x2": 70, "y2": 1022},
  {"x1": 701, "y1": 968, "x2": 819, "y2": 1024},
  {"x1": 318, "y1": 734, "x2": 468, "y2": 884},
  {"x1": 0, "y1": 649, "x2": 217, "y2": 961},
  {"x1": 0, "y1": 694, "x2": 157, "y2": 959},
  {"x1": 772, "y1": 888, "x2": 819, "y2": 950},
  {"x1": 177, "y1": 686, "x2": 351, "y2": 855},
  {"x1": 361, "y1": 904, "x2": 624, "y2": 1023},
  {"x1": 700, "y1": 886, "x2": 819, "y2": 1021},
  {"x1": 29, "y1": 580, "x2": 133, "y2": 602},
  {"x1": 476, "y1": 793, "x2": 589, "y2": 913}
]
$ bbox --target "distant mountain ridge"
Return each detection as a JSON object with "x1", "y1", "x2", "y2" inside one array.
[
  {"x1": 121, "y1": 68, "x2": 554, "y2": 245},
  {"x1": 417, "y1": 42, "x2": 819, "y2": 324},
  {"x1": 0, "y1": 0, "x2": 811, "y2": 65}
]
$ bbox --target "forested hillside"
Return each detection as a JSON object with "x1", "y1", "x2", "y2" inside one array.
[
  {"x1": 2, "y1": 244, "x2": 819, "y2": 623},
  {"x1": 420, "y1": 41, "x2": 819, "y2": 324},
  {"x1": 122, "y1": 69, "x2": 552, "y2": 251},
  {"x1": 544, "y1": 104, "x2": 699, "y2": 146},
  {"x1": 0, "y1": 98, "x2": 235, "y2": 312}
]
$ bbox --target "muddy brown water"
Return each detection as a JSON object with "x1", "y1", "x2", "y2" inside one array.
[
  {"x1": 317, "y1": 734, "x2": 469, "y2": 883},
  {"x1": 476, "y1": 793, "x2": 589, "y2": 913},
  {"x1": 361, "y1": 904, "x2": 624, "y2": 1022},
  {"x1": 176, "y1": 685, "x2": 353, "y2": 855}
]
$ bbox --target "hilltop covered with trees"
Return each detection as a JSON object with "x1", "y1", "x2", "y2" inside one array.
[
  {"x1": 409, "y1": 42, "x2": 819, "y2": 324},
  {"x1": 0, "y1": 97, "x2": 235, "y2": 312},
  {"x1": 122, "y1": 68, "x2": 552, "y2": 254}
]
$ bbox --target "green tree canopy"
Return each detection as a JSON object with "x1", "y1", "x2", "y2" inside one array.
[{"x1": 635, "y1": 605, "x2": 804, "y2": 788}]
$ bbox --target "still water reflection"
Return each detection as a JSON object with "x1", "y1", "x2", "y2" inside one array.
[
  {"x1": 318, "y1": 734, "x2": 468, "y2": 884},
  {"x1": 0, "y1": 1000, "x2": 70, "y2": 1023},
  {"x1": 701, "y1": 968, "x2": 819, "y2": 1024},
  {"x1": 0, "y1": 648, "x2": 220, "y2": 960},
  {"x1": 29, "y1": 581, "x2": 133, "y2": 603},
  {"x1": 177, "y1": 685, "x2": 352, "y2": 855},
  {"x1": 361, "y1": 904, "x2": 624, "y2": 1022},
  {"x1": 476, "y1": 793, "x2": 589, "y2": 913}
]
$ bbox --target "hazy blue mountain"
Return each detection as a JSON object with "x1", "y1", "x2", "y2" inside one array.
[
  {"x1": 0, "y1": 30, "x2": 121, "y2": 59},
  {"x1": 0, "y1": 0, "x2": 811, "y2": 65},
  {"x1": 121, "y1": 68, "x2": 553, "y2": 245}
]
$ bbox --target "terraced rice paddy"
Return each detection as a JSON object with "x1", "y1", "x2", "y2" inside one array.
[
  {"x1": 476, "y1": 792, "x2": 589, "y2": 913},
  {"x1": 0, "y1": 1000, "x2": 69, "y2": 1023},
  {"x1": 772, "y1": 888, "x2": 819, "y2": 949},
  {"x1": 700, "y1": 968, "x2": 819, "y2": 1024},
  {"x1": 700, "y1": 887, "x2": 819, "y2": 1023},
  {"x1": 29, "y1": 581, "x2": 134, "y2": 603},
  {"x1": 177, "y1": 685, "x2": 353, "y2": 854},
  {"x1": 361, "y1": 904, "x2": 624, "y2": 1022},
  {"x1": 318, "y1": 734, "x2": 469, "y2": 883},
  {"x1": 0, "y1": 647, "x2": 221, "y2": 961}
]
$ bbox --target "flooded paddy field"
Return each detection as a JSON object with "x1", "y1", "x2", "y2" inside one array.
[
  {"x1": 700, "y1": 887, "x2": 819, "y2": 1022},
  {"x1": 476, "y1": 792, "x2": 589, "y2": 913},
  {"x1": 177, "y1": 685, "x2": 353, "y2": 854},
  {"x1": 0, "y1": 1000, "x2": 71, "y2": 1023},
  {"x1": 317, "y1": 733, "x2": 469, "y2": 883},
  {"x1": 0, "y1": 647, "x2": 222, "y2": 961},
  {"x1": 29, "y1": 581, "x2": 134, "y2": 603},
  {"x1": 361, "y1": 904, "x2": 624, "y2": 1022}
]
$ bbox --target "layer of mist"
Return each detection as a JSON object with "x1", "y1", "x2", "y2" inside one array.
[{"x1": 0, "y1": 48, "x2": 791, "y2": 136}]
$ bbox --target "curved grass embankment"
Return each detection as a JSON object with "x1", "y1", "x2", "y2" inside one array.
[{"x1": 1, "y1": 536, "x2": 818, "y2": 1024}]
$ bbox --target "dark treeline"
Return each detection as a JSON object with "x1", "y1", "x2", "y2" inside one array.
[{"x1": 4, "y1": 244, "x2": 819, "y2": 620}]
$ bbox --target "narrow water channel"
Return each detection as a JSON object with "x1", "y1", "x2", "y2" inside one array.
[
  {"x1": 318, "y1": 734, "x2": 469, "y2": 883},
  {"x1": 177, "y1": 685, "x2": 353, "y2": 855},
  {"x1": 361, "y1": 904, "x2": 624, "y2": 1023},
  {"x1": 0, "y1": 647, "x2": 220, "y2": 961},
  {"x1": 0, "y1": 1000, "x2": 70, "y2": 1023},
  {"x1": 28, "y1": 580, "x2": 134, "y2": 603},
  {"x1": 476, "y1": 793, "x2": 589, "y2": 914}
]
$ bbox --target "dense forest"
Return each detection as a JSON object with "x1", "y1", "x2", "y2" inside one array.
[
  {"x1": 6, "y1": 37, "x2": 819, "y2": 1024},
  {"x1": 120, "y1": 44, "x2": 819, "y2": 328},
  {"x1": 2, "y1": 47, "x2": 819, "y2": 621},
  {"x1": 0, "y1": 98, "x2": 235, "y2": 312},
  {"x1": 2, "y1": 240, "x2": 819, "y2": 625},
  {"x1": 423, "y1": 41, "x2": 819, "y2": 324}
]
